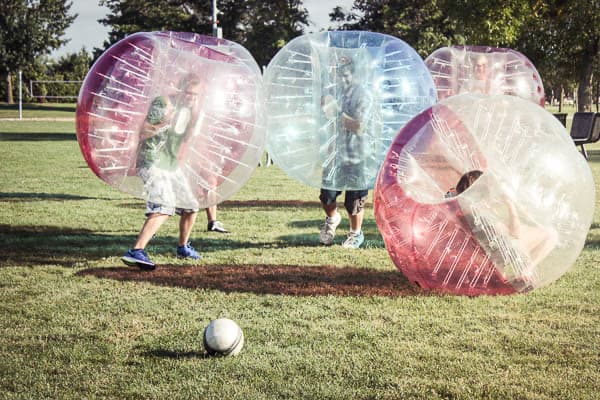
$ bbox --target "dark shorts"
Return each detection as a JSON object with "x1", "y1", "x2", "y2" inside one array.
[{"x1": 319, "y1": 189, "x2": 368, "y2": 215}]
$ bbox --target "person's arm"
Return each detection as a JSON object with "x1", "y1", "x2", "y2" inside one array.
[
  {"x1": 321, "y1": 94, "x2": 339, "y2": 120},
  {"x1": 341, "y1": 90, "x2": 367, "y2": 134},
  {"x1": 140, "y1": 97, "x2": 175, "y2": 140},
  {"x1": 505, "y1": 197, "x2": 521, "y2": 238},
  {"x1": 341, "y1": 112, "x2": 363, "y2": 133}
]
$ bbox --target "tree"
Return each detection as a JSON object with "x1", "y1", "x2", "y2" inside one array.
[
  {"x1": 335, "y1": 0, "x2": 533, "y2": 58},
  {"x1": 517, "y1": 0, "x2": 600, "y2": 111},
  {"x1": 97, "y1": 0, "x2": 209, "y2": 58},
  {"x1": 220, "y1": 0, "x2": 308, "y2": 67},
  {"x1": 98, "y1": 0, "x2": 309, "y2": 67},
  {"x1": 334, "y1": 0, "x2": 456, "y2": 57},
  {"x1": 0, "y1": 0, "x2": 76, "y2": 103}
]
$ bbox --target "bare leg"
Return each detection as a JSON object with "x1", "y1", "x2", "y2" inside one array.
[
  {"x1": 206, "y1": 205, "x2": 217, "y2": 223},
  {"x1": 322, "y1": 201, "x2": 339, "y2": 218},
  {"x1": 133, "y1": 213, "x2": 170, "y2": 249},
  {"x1": 179, "y1": 211, "x2": 198, "y2": 246},
  {"x1": 349, "y1": 209, "x2": 364, "y2": 233},
  {"x1": 525, "y1": 228, "x2": 558, "y2": 268}
]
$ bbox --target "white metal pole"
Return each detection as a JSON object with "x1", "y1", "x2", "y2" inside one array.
[
  {"x1": 18, "y1": 69, "x2": 22, "y2": 120},
  {"x1": 212, "y1": 0, "x2": 218, "y2": 37}
]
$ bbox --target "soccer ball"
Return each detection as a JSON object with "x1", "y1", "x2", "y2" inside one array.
[{"x1": 203, "y1": 318, "x2": 244, "y2": 357}]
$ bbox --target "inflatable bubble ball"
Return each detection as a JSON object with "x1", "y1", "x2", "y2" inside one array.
[
  {"x1": 374, "y1": 93, "x2": 594, "y2": 296},
  {"x1": 76, "y1": 31, "x2": 265, "y2": 209},
  {"x1": 425, "y1": 46, "x2": 545, "y2": 106},
  {"x1": 264, "y1": 31, "x2": 437, "y2": 191}
]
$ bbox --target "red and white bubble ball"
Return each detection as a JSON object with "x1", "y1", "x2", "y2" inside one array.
[
  {"x1": 374, "y1": 94, "x2": 594, "y2": 295},
  {"x1": 264, "y1": 31, "x2": 437, "y2": 191},
  {"x1": 425, "y1": 46, "x2": 545, "y2": 106},
  {"x1": 76, "y1": 32, "x2": 265, "y2": 209}
]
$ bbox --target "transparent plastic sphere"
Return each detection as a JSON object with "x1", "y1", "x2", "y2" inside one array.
[
  {"x1": 264, "y1": 31, "x2": 437, "y2": 190},
  {"x1": 76, "y1": 32, "x2": 265, "y2": 209},
  {"x1": 425, "y1": 46, "x2": 545, "y2": 106},
  {"x1": 374, "y1": 94, "x2": 594, "y2": 295}
]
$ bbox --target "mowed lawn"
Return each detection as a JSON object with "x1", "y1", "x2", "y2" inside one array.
[{"x1": 0, "y1": 106, "x2": 599, "y2": 399}]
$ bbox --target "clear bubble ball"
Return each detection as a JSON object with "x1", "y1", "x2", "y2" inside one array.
[
  {"x1": 425, "y1": 46, "x2": 545, "y2": 106},
  {"x1": 264, "y1": 31, "x2": 437, "y2": 190},
  {"x1": 374, "y1": 94, "x2": 594, "y2": 295},
  {"x1": 76, "y1": 32, "x2": 265, "y2": 209}
]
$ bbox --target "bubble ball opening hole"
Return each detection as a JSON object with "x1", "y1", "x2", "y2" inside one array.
[{"x1": 375, "y1": 93, "x2": 595, "y2": 296}]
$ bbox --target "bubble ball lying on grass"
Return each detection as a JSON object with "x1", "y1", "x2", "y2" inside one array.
[
  {"x1": 264, "y1": 30, "x2": 437, "y2": 191},
  {"x1": 374, "y1": 93, "x2": 594, "y2": 296},
  {"x1": 425, "y1": 45, "x2": 545, "y2": 106},
  {"x1": 76, "y1": 31, "x2": 265, "y2": 209}
]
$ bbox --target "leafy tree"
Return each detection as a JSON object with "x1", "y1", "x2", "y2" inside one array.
[
  {"x1": 335, "y1": 0, "x2": 533, "y2": 58},
  {"x1": 97, "y1": 0, "x2": 209, "y2": 59},
  {"x1": 98, "y1": 0, "x2": 308, "y2": 67},
  {"x1": 0, "y1": 0, "x2": 76, "y2": 103},
  {"x1": 517, "y1": 0, "x2": 599, "y2": 111},
  {"x1": 220, "y1": 0, "x2": 308, "y2": 67},
  {"x1": 334, "y1": 0, "x2": 457, "y2": 57}
]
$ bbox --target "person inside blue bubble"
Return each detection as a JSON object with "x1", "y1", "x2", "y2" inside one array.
[{"x1": 318, "y1": 56, "x2": 372, "y2": 249}]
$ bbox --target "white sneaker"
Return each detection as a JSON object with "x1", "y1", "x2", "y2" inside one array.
[{"x1": 319, "y1": 213, "x2": 342, "y2": 245}]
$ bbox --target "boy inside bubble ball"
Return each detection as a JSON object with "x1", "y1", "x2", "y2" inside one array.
[
  {"x1": 122, "y1": 73, "x2": 228, "y2": 270},
  {"x1": 319, "y1": 55, "x2": 373, "y2": 249},
  {"x1": 448, "y1": 170, "x2": 558, "y2": 285}
]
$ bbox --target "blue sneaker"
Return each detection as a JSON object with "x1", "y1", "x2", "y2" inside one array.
[
  {"x1": 122, "y1": 249, "x2": 156, "y2": 270},
  {"x1": 177, "y1": 242, "x2": 201, "y2": 260},
  {"x1": 342, "y1": 230, "x2": 365, "y2": 249}
]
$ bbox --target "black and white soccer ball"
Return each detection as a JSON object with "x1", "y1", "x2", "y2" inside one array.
[{"x1": 203, "y1": 318, "x2": 244, "y2": 357}]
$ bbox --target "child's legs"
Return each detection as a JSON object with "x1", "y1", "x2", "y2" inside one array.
[
  {"x1": 134, "y1": 212, "x2": 171, "y2": 249},
  {"x1": 178, "y1": 210, "x2": 198, "y2": 246}
]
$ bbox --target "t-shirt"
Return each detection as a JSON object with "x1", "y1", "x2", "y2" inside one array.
[{"x1": 138, "y1": 97, "x2": 190, "y2": 171}]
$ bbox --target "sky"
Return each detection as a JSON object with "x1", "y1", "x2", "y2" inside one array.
[{"x1": 51, "y1": 0, "x2": 355, "y2": 58}]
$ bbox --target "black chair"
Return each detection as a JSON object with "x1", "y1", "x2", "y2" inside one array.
[
  {"x1": 570, "y1": 112, "x2": 600, "y2": 159},
  {"x1": 553, "y1": 113, "x2": 567, "y2": 127}
]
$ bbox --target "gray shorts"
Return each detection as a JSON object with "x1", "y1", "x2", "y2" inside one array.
[{"x1": 145, "y1": 201, "x2": 198, "y2": 217}]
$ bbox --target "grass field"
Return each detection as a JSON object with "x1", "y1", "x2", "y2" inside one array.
[{"x1": 0, "y1": 104, "x2": 599, "y2": 399}]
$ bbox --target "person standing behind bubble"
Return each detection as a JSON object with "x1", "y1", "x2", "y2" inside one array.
[
  {"x1": 122, "y1": 73, "x2": 205, "y2": 270},
  {"x1": 319, "y1": 56, "x2": 372, "y2": 249}
]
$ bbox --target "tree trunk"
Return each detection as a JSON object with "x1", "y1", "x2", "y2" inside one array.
[
  {"x1": 576, "y1": 58, "x2": 593, "y2": 112},
  {"x1": 5, "y1": 72, "x2": 14, "y2": 104}
]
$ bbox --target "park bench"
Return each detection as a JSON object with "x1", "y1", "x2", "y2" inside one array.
[{"x1": 570, "y1": 112, "x2": 600, "y2": 159}]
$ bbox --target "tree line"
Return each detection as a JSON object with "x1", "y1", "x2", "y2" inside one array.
[{"x1": 1, "y1": 0, "x2": 598, "y2": 110}]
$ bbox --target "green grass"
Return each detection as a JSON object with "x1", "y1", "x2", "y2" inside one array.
[
  {"x1": 0, "y1": 102, "x2": 77, "y2": 119},
  {"x1": 0, "y1": 106, "x2": 599, "y2": 399}
]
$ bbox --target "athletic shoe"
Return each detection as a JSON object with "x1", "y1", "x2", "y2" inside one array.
[
  {"x1": 177, "y1": 242, "x2": 202, "y2": 260},
  {"x1": 122, "y1": 249, "x2": 156, "y2": 270},
  {"x1": 319, "y1": 213, "x2": 342, "y2": 245},
  {"x1": 208, "y1": 220, "x2": 230, "y2": 233},
  {"x1": 342, "y1": 230, "x2": 364, "y2": 249}
]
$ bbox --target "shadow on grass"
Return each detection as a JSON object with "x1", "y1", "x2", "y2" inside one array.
[
  {"x1": 76, "y1": 264, "x2": 420, "y2": 297},
  {"x1": 0, "y1": 132, "x2": 75, "y2": 141},
  {"x1": 0, "y1": 224, "x2": 136, "y2": 266},
  {"x1": 0, "y1": 224, "x2": 351, "y2": 267},
  {"x1": 220, "y1": 199, "x2": 374, "y2": 210},
  {"x1": 219, "y1": 199, "x2": 322, "y2": 209},
  {"x1": 585, "y1": 149, "x2": 600, "y2": 162},
  {"x1": 0, "y1": 192, "x2": 119, "y2": 201},
  {"x1": 142, "y1": 348, "x2": 208, "y2": 359}
]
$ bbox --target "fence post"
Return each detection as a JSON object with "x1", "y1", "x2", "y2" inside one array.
[{"x1": 18, "y1": 69, "x2": 22, "y2": 120}]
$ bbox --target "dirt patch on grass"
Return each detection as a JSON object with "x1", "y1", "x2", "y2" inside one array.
[{"x1": 78, "y1": 264, "x2": 422, "y2": 297}]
